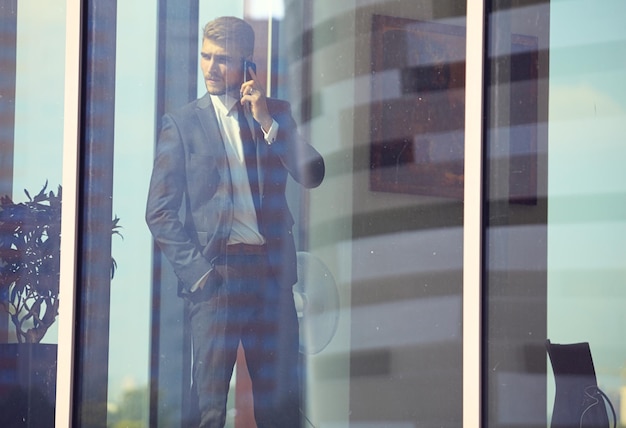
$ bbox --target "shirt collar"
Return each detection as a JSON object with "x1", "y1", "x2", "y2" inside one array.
[{"x1": 210, "y1": 93, "x2": 239, "y2": 116}]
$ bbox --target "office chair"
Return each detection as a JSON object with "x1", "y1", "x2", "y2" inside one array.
[{"x1": 545, "y1": 339, "x2": 616, "y2": 428}]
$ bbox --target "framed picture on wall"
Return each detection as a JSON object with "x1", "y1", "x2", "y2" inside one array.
[
  {"x1": 369, "y1": 14, "x2": 538, "y2": 203},
  {"x1": 369, "y1": 14, "x2": 466, "y2": 199}
]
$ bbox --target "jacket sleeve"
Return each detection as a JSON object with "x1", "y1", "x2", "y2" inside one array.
[
  {"x1": 269, "y1": 100, "x2": 325, "y2": 189},
  {"x1": 145, "y1": 113, "x2": 213, "y2": 292}
]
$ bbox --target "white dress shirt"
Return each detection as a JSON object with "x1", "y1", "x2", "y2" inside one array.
[
  {"x1": 191, "y1": 94, "x2": 281, "y2": 291},
  {"x1": 210, "y1": 93, "x2": 279, "y2": 241}
]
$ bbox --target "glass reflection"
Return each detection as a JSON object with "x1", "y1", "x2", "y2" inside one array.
[
  {"x1": 547, "y1": 1, "x2": 626, "y2": 426},
  {"x1": 108, "y1": 1, "x2": 465, "y2": 427},
  {"x1": 107, "y1": 1, "x2": 156, "y2": 426},
  {"x1": 146, "y1": 16, "x2": 324, "y2": 426},
  {"x1": 484, "y1": 2, "x2": 549, "y2": 426},
  {"x1": 485, "y1": 1, "x2": 626, "y2": 427},
  {"x1": 0, "y1": 2, "x2": 65, "y2": 426}
]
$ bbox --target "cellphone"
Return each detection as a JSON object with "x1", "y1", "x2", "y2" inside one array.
[{"x1": 243, "y1": 60, "x2": 257, "y2": 82}]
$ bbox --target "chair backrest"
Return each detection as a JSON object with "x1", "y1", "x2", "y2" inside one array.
[{"x1": 546, "y1": 340, "x2": 615, "y2": 428}]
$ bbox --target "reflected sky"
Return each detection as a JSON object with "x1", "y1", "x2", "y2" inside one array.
[
  {"x1": 548, "y1": 0, "x2": 626, "y2": 405},
  {"x1": 13, "y1": 2, "x2": 66, "y2": 197}
]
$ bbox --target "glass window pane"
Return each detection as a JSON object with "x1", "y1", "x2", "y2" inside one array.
[
  {"x1": 485, "y1": 0, "x2": 626, "y2": 426},
  {"x1": 0, "y1": 0, "x2": 66, "y2": 425},
  {"x1": 78, "y1": 1, "x2": 466, "y2": 426},
  {"x1": 547, "y1": 1, "x2": 626, "y2": 426},
  {"x1": 484, "y1": 1, "x2": 550, "y2": 425},
  {"x1": 106, "y1": 2, "x2": 157, "y2": 426}
]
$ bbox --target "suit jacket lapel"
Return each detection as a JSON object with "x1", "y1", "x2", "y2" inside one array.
[
  {"x1": 194, "y1": 94, "x2": 232, "y2": 194},
  {"x1": 195, "y1": 94, "x2": 224, "y2": 149},
  {"x1": 197, "y1": 93, "x2": 265, "y2": 200}
]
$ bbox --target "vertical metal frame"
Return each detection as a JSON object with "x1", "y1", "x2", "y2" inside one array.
[
  {"x1": 56, "y1": 0, "x2": 83, "y2": 426},
  {"x1": 463, "y1": 0, "x2": 486, "y2": 427},
  {"x1": 0, "y1": 0, "x2": 17, "y2": 201},
  {"x1": 72, "y1": 2, "x2": 118, "y2": 425}
]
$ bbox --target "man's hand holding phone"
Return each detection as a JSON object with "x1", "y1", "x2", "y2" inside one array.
[{"x1": 240, "y1": 61, "x2": 273, "y2": 133}]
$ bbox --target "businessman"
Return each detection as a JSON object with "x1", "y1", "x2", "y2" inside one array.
[{"x1": 146, "y1": 16, "x2": 324, "y2": 428}]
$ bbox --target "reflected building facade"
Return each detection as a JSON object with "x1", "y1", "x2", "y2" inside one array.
[{"x1": 2, "y1": 0, "x2": 626, "y2": 427}]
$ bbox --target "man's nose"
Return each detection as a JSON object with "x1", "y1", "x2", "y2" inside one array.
[{"x1": 206, "y1": 58, "x2": 218, "y2": 73}]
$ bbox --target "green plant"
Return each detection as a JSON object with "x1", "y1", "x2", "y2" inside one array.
[{"x1": 0, "y1": 182, "x2": 121, "y2": 343}]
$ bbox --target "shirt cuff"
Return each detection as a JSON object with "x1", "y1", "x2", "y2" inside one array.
[
  {"x1": 190, "y1": 270, "x2": 210, "y2": 292},
  {"x1": 262, "y1": 119, "x2": 279, "y2": 145}
]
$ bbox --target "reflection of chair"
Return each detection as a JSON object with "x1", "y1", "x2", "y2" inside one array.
[{"x1": 545, "y1": 340, "x2": 616, "y2": 428}]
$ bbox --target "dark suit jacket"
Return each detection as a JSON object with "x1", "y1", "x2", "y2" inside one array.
[{"x1": 146, "y1": 93, "x2": 324, "y2": 295}]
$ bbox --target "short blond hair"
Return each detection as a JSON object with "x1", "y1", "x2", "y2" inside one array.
[{"x1": 202, "y1": 16, "x2": 255, "y2": 59}]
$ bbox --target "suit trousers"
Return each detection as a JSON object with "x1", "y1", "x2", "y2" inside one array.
[{"x1": 185, "y1": 251, "x2": 302, "y2": 428}]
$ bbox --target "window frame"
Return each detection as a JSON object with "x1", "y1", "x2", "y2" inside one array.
[
  {"x1": 56, "y1": 0, "x2": 83, "y2": 426},
  {"x1": 463, "y1": 1, "x2": 486, "y2": 427}
]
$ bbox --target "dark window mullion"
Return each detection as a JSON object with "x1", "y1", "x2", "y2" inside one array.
[{"x1": 73, "y1": 1, "x2": 117, "y2": 425}]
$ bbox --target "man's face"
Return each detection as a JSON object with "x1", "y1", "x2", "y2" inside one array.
[{"x1": 200, "y1": 38, "x2": 246, "y2": 96}]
